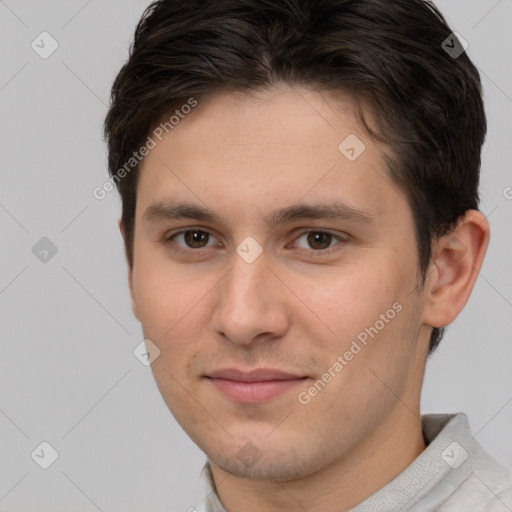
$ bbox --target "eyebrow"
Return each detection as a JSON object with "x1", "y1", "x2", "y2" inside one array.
[{"x1": 142, "y1": 200, "x2": 375, "y2": 228}]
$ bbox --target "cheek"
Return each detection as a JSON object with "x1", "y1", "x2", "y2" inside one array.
[
  {"x1": 297, "y1": 256, "x2": 421, "y2": 391},
  {"x1": 132, "y1": 256, "x2": 212, "y2": 363},
  {"x1": 301, "y1": 268, "x2": 397, "y2": 345},
  {"x1": 132, "y1": 245, "x2": 196, "y2": 325},
  {"x1": 133, "y1": 267, "x2": 169, "y2": 330}
]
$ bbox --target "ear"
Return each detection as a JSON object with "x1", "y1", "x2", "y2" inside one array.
[
  {"x1": 118, "y1": 218, "x2": 140, "y2": 321},
  {"x1": 422, "y1": 210, "x2": 490, "y2": 329}
]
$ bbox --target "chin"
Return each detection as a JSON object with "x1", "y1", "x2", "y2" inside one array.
[
  {"x1": 204, "y1": 438, "x2": 331, "y2": 482},
  {"x1": 212, "y1": 455, "x2": 310, "y2": 481}
]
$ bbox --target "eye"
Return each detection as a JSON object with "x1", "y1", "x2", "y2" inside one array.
[
  {"x1": 164, "y1": 228, "x2": 347, "y2": 257},
  {"x1": 165, "y1": 228, "x2": 221, "y2": 251},
  {"x1": 291, "y1": 230, "x2": 346, "y2": 254}
]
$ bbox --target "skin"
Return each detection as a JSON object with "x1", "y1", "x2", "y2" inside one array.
[{"x1": 121, "y1": 84, "x2": 489, "y2": 512}]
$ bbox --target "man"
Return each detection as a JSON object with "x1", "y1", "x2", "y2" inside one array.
[{"x1": 103, "y1": 0, "x2": 512, "y2": 510}]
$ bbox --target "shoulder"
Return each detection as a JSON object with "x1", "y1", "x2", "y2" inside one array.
[
  {"x1": 438, "y1": 472, "x2": 512, "y2": 512},
  {"x1": 427, "y1": 413, "x2": 512, "y2": 511}
]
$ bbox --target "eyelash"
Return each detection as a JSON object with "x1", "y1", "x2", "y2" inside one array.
[{"x1": 163, "y1": 228, "x2": 347, "y2": 257}]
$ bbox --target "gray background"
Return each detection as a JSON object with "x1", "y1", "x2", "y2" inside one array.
[{"x1": 0, "y1": 1, "x2": 511, "y2": 511}]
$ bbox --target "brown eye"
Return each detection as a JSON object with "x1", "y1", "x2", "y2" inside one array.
[
  {"x1": 306, "y1": 232, "x2": 333, "y2": 250},
  {"x1": 166, "y1": 229, "x2": 219, "y2": 251},
  {"x1": 293, "y1": 230, "x2": 342, "y2": 252},
  {"x1": 183, "y1": 230, "x2": 209, "y2": 248}
]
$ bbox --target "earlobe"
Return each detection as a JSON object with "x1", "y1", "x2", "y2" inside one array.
[{"x1": 422, "y1": 210, "x2": 490, "y2": 328}]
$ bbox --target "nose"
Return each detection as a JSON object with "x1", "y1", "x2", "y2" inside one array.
[{"x1": 211, "y1": 251, "x2": 290, "y2": 345}]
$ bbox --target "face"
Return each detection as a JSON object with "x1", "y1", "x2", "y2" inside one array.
[{"x1": 127, "y1": 85, "x2": 430, "y2": 481}]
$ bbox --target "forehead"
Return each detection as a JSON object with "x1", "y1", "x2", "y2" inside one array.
[{"x1": 135, "y1": 85, "x2": 407, "y2": 227}]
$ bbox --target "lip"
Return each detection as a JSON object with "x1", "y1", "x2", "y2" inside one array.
[
  {"x1": 205, "y1": 368, "x2": 308, "y2": 403},
  {"x1": 207, "y1": 368, "x2": 303, "y2": 381}
]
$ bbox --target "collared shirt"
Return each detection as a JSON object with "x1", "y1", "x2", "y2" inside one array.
[{"x1": 195, "y1": 413, "x2": 512, "y2": 511}]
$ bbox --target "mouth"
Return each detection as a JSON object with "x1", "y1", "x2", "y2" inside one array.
[{"x1": 204, "y1": 368, "x2": 309, "y2": 403}]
